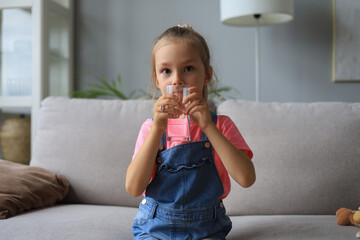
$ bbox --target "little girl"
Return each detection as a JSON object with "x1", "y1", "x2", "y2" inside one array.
[{"x1": 126, "y1": 24, "x2": 255, "y2": 240}]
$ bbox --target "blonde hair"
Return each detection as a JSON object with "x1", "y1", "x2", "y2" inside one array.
[{"x1": 150, "y1": 25, "x2": 217, "y2": 99}]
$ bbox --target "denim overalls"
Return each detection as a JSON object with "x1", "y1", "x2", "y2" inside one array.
[{"x1": 132, "y1": 112, "x2": 232, "y2": 240}]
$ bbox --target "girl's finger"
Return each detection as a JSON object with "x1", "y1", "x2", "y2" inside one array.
[
  {"x1": 187, "y1": 97, "x2": 210, "y2": 115},
  {"x1": 156, "y1": 99, "x2": 184, "y2": 115},
  {"x1": 163, "y1": 105, "x2": 183, "y2": 115},
  {"x1": 188, "y1": 86, "x2": 199, "y2": 93},
  {"x1": 183, "y1": 91, "x2": 202, "y2": 106}
]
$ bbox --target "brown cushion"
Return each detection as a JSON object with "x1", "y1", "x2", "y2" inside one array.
[{"x1": 0, "y1": 159, "x2": 69, "y2": 219}]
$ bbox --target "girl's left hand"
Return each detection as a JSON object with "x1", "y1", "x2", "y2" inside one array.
[{"x1": 183, "y1": 87, "x2": 213, "y2": 131}]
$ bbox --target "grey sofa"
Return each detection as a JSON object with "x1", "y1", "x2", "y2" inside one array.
[{"x1": 1, "y1": 97, "x2": 359, "y2": 239}]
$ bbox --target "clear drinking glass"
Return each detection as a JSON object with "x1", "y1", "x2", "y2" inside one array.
[{"x1": 165, "y1": 85, "x2": 191, "y2": 142}]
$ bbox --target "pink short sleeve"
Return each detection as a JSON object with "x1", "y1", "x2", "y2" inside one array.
[
  {"x1": 132, "y1": 119, "x2": 153, "y2": 161},
  {"x1": 216, "y1": 115, "x2": 253, "y2": 159}
]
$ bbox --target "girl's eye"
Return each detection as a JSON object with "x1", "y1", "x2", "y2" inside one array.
[
  {"x1": 184, "y1": 66, "x2": 194, "y2": 72},
  {"x1": 161, "y1": 69, "x2": 171, "y2": 74}
]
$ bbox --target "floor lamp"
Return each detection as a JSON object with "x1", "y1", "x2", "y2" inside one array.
[{"x1": 220, "y1": 0, "x2": 294, "y2": 102}]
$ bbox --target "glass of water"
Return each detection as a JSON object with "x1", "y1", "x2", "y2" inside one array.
[{"x1": 165, "y1": 85, "x2": 191, "y2": 142}]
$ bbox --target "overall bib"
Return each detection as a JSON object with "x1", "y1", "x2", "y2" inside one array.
[{"x1": 132, "y1": 113, "x2": 232, "y2": 240}]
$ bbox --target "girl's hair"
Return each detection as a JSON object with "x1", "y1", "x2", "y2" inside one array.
[{"x1": 150, "y1": 25, "x2": 217, "y2": 99}]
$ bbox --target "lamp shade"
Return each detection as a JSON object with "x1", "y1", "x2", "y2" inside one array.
[{"x1": 220, "y1": 0, "x2": 294, "y2": 26}]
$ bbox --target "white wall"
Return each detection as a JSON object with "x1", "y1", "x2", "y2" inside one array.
[{"x1": 75, "y1": 0, "x2": 360, "y2": 102}]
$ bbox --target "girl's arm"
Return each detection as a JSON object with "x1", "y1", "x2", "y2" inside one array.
[
  {"x1": 185, "y1": 87, "x2": 255, "y2": 188},
  {"x1": 125, "y1": 95, "x2": 183, "y2": 197},
  {"x1": 125, "y1": 124, "x2": 163, "y2": 197},
  {"x1": 203, "y1": 122, "x2": 256, "y2": 188}
]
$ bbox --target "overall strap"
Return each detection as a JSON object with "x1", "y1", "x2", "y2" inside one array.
[
  {"x1": 201, "y1": 111, "x2": 217, "y2": 141},
  {"x1": 160, "y1": 131, "x2": 167, "y2": 150},
  {"x1": 152, "y1": 117, "x2": 167, "y2": 151}
]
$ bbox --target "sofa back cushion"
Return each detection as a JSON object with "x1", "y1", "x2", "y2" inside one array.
[
  {"x1": 31, "y1": 97, "x2": 154, "y2": 206},
  {"x1": 217, "y1": 100, "x2": 360, "y2": 215}
]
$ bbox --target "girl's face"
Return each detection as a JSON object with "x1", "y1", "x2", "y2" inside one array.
[{"x1": 154, "y1": 40, "x2": 212, "y2": 96}]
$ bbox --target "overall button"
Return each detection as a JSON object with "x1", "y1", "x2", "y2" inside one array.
[
  {"x1": 158, "y1": 144, "x2": 164, "y2": 150},
  {"x1": 156, "y1": 157, "x2": 162, "y2": 163},
  {"x1": 205, "y1": 142, "x2": 211, "y2": 148},
  {"x1": 141, "y1": 199, "x2": 147, "y2": 205},
  {"x1": 219, "y1": 202, "x2": 224, "y2": 208}
]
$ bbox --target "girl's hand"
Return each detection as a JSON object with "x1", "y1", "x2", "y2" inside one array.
[
  {"x1": 184, "y1": 87, "x2": 213, "y2": 131},
  {"x1": 153, "y1": 94, "x2": 185, "y2": 131}
]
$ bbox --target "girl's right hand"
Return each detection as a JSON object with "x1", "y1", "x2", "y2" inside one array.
[{"x1": 153, "y1": 95, "x2": 185, "y2": 131}]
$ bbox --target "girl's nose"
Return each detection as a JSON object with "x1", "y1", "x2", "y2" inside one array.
[{"x1": 172, "y1": 72, "x2": 183, "y2": 85}]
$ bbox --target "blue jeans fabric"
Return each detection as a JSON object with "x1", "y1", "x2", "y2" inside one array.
[
  {"x1": 132, "y1": 112, "x2": 232, "y2": 239},
  {"x1": 132, "y1": 197, "x2": 232, "y2": 240}
]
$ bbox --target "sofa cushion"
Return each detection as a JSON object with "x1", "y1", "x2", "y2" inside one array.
[
  {"x1": 30, "y1": 97, "x2": 154, "y2": 206},
  {"x1": 227, "y1": 215, "x2": 357, "y2": 240},
  {"x1": 0, "y1": 159, "x2": 69, "y2": 219},
  {"x1": 0, "y1": 204, "x2": 137, "y2": 240},
  {"x1": 217, "y1": 100, "x2": 360, "y2": 215},
  {"x1": 1, "y1": 205, "x2": 356, "y2": 240}
]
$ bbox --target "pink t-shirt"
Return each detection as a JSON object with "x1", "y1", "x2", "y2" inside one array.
[{"x1": 132, "y1": 115, "x2": 253, "y2": 199}]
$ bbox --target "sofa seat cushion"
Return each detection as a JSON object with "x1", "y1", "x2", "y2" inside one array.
[
  {"x1": 1, "y1": 205, "x2": 357, "y2": 240},
  {"x1": 0, "y1": 204, "x2": 137, "y2": 240},
  {"x1": 227, "y1": 215, "x2": 357, "y2": 240}
]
